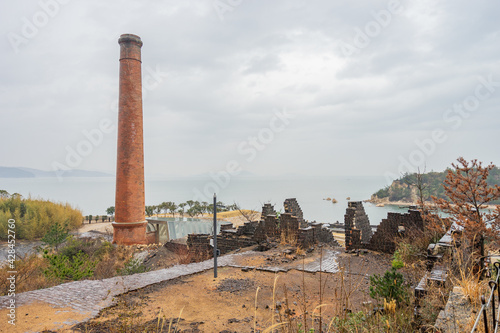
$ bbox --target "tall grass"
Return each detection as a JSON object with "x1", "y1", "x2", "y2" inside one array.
[{"x1": 0, "y1": 196, "x2": 83, "y2": 240}]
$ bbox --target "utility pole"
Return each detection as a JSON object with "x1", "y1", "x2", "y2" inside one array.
[{"x1": 213, "y1": 193, "x2": 217, "y2": 278}]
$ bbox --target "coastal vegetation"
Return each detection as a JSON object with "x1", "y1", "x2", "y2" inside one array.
[
  {"x1": 144, "y1": 200, "x2": 239, "y2": 218},
  {"x1": 0, "y1": 192, "x2": 82, "y2": 240},
  {"x1": 371, "y1": 164, "x2": 500, "y2": 204}
]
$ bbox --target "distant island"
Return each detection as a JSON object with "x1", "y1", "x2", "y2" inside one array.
[
  {"x1": 0, "y1": 166, "x2": 112, "y2": 178},
  {"x1": 369, "y1": 167, "x2": 500, "y2": 205}
]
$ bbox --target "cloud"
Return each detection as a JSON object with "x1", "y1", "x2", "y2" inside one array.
[{"x1": 0, "y1": 0, "x2": 499, "y2": 177}]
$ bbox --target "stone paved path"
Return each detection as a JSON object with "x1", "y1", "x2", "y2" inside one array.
[{"x1": 0, "y1": 250, "x2": 339, "y2": 327}]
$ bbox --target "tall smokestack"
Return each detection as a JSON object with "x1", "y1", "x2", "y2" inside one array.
[{"x1": 112, "y1": 34, "x2": 147, "y2": 245}]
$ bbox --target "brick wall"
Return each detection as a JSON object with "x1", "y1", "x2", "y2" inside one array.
[
  {"x1": 262, "y1": 214, "x2": 278, "y2": 238},
  {"x1": 344, "y1": 201, "x2": 372, "y2": 244},
  {"x1": 284, "y1": 198, "x2": 306, "y2": 227},
  {"x1": 187, "y1": 234, "x2": 212, "y2": 261},
  {"x1": 298, "y1": 227, "x2": 314, "y2": 248},
  {"x1": 262, "y1": 203, "x2": 276, "y2": 217},
  {"x1": 344, "y1": 208, "x2": 424, "y2": 253},
  {"x1": 367, "y1": 210, "x2": 423, "y2": 253},
  {"x1": 217, "y1": 231, "x2": 257, "y2": 254},
  {"x1": 164, "y1": 240, "x2": 188, "y2": 253},
  {"x1": 280, "y1": 213, "x2": 299, "y2": 243}
]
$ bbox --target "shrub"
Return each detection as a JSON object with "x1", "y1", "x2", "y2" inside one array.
[
  {"x1": 42, "y1": 222, "x2": 69, "y2": 250},
  {"x1": 391, "y1": 250, "x2": 404, "y2": 270},
  {"x1": 119, "y1": 258, "x2": 149, "y2": 276},
  {"x1": 43, "y1": 250, "x2": 97, "y2": 281},
  {"x1": 369, "y1": 267, "x2": 409, "y2": 307}
]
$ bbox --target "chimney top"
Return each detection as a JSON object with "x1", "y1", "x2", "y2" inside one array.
[{"x1": 118, "y1": 34, "x2": 143, "y2": 47}]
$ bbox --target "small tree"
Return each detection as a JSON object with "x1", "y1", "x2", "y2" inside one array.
[
  {"x1": 145, "y1": 205, "x2": 154, "y2": 217},
  {"x1": 432, "y1": 158, "x2": 500, "y2": 275},
  {"x1": 106, "y1": 206, "x2": 115, "y2": 216},
  {"x1": 432, "y1": 158, "x2": 500, "y2": 242},
  {"x1": 369, "y1": 267, "x2": 409, "y2": 307},
  {"x1": 168, "y1": 202, "x2": 177, "y2": 216},
  {"x1": 42, "y1": 222, "x2": 69, "y2": 250}
]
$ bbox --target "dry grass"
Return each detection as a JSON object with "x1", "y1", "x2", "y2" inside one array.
[
  {"x1": 213, "y1": 209, "x2": 260, "y2": 219},
  {"x1": 449, "y1": 242, "x2": 489, "y2": 308},
  {"x1": 0, "y1": 253, "x2": 56, "y2": 295},
  {"x1": 0, "y1": 239, "x2": 137, "y2": 295}
]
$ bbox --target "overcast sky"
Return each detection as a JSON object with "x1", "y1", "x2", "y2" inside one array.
[{"x1": 1, "y1": 0, "x2": 499, "y2": 180}]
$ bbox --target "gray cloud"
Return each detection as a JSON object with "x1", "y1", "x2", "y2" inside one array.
[{"x1": 0, "y1": 0, "x2": 499, "y2": 177}]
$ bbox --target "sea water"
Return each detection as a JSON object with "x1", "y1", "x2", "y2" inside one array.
[{"x1": 0, "y1": 175, "x2": 408, "y2": 225}]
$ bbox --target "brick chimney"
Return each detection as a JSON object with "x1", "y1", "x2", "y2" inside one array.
[{"x1": 112, "y1": 34, "x2": 147, "y2": 245}]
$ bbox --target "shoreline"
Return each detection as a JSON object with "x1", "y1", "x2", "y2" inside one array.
[{"x1": 365, "y1": 198, "x2": 499, "y2": 210}]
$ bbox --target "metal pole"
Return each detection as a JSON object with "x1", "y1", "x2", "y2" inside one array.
[{"x1": 213, "y1": 193, "x2": 217, "y2": 278}]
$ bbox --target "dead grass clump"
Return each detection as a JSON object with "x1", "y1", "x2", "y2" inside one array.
[
  {"x1": 0, "y1": 253, "x2": 55, "y2": 295},
  {"x1": 449, "y1": 241, "x2": 488, "y2": 308},
  {"x1": 418, "y1": 281, "x2": 452, "y2": 327}
]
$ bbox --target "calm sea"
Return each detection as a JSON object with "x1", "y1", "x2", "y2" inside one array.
[{"x1": 0, "y1": 176, "x2": 408, "y2": 225}]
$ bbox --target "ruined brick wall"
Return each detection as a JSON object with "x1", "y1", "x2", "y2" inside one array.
[
  {"x1": 262, "y1": 203, "x2": 276, "y2": 217},
  {"x1": 217, "y1": 230, "x2": 257, "y2": 254},
  {"x1": 298, "y1": 227, "x2": 314, "y2": 249},
  {"x1": 284, "y1": 198, "x2": 306, "y2": 227},
  {"x1": 344, "y1": 201, "x2": 372, "y2": 244},
  {"x1": 367, "y1": 210, "x2": 424, "y2": 253},
  {"x1": 262, "y1": 215, "x2": 278, "y2": 238},
  {"x1": 280, "y1": 213, "x2": 299, "y2": 243},
  {"x1": 253, "y1": 223, "x2": 266, "y2": 243},
  {"x1": 220, "y1": 223, "x2": 234, "y2": 232},
  {"x1": 187, "y1": 234, "x2": 212, "y2": 260},
  {"x1": 236, "y1": 221, "x2": 259, "y2": 236},
  {"x1": 297, "y1": 222, "x2": 341, "y2": 249},
  {"x1": 315, "y1": 226, "x2": 341, "y2": 247},
  {"x1": 347, "y1": 228, "x2": 361, "y2": 251},
  {"x1": 164, "y1": 240, "x2": 188, "y2": 253}
]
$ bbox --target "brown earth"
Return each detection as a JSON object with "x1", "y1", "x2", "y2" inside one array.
[
  {"x1": 72, "y1": 249, "x2": 391, "y2": 333},
  {"x1": 0, "y1": 248, "x2": 391, "y2": 332}
]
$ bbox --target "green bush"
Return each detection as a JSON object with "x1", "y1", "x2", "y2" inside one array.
[
  {"x1": 41, "y1": 222, "x2": 69, "y2": 250},
  {"x1": 391, "y1": 250, "x2": 405, "y2": 270},
  {"x1": 369, "y1": 267, "x2": 409, "y2": 306},
  {"x1": 329, "y1": 311, "x2": 366, "y2": 332},
  {"x1": 119, "y1": 258, "x2": 149, "y2": 276},
  {"x1": 43, "y1": 250, "x2": 97, "y2": 281}
]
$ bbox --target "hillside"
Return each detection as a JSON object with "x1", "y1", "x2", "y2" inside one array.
[{"x1": 370, "y1": 167, "x2": 500, "y2": 204}]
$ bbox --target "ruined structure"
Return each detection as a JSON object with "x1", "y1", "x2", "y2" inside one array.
[
  {"x1": 344, "y1": 202, "x2": 424, "y2": 253},
  {"x1": 280, "y1": 213, "x2": 300, "y2": 243},
  {"x1": 261, "y1": 203, "x2": 276, "y2": 217},
  {"x1": 368, "y1": 210, "x2": 424, "y2": 253},
  {"x1": 344, "y1": 201, "x2": 372, "y2": 249},
  {"x1": 186, "y1": 234, "x2": 212, "y2": 262},
  {"x1": 113, "y1": 34, "x2": 147, "y2": 245},
  {"x1": 284, "y1": 198, "x2": 306, "y2": 227},
  {"x1": 165, "y1": 201, "x2": 340, "y2": 259}
]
